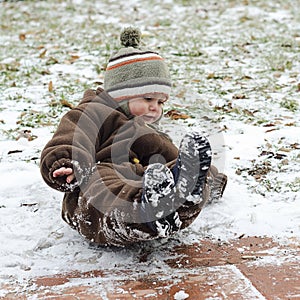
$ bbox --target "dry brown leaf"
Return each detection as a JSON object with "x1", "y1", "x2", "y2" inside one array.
[
  {"x1": 263, "y1": 123, "x2": 276, "y2": 127},
  {"x1": 290, "y1": 143, "x2": 300, "y2": 149},
  {"x1": 219, "y1": 125, "x2": 228, "y2": 132},
  {"x1": 19, "y1": 33, "x2": 26, "y2": 41},
  {"x1": 278, "y1": 147, "x2": 291, "y2": 153},
  {"x1": 243, "y1": 109, "x2": 254, "y2": 116},
  {"x1": 60, "y1": 99, "x2": 74, "y2": 109},
  {"x1": 39, "y1": 49, "x2": 47, "y2": 58},
  {"x1": 41, "y1": 70, "x2": 51, "y2": 75},
  {"x1": 232, "y1": 94, "x2": 246, "y2": 99},
  {"x1": 8, "y1": 150, "x2": 23, "y2": 155},
  {"x1": 281, "y1": 159, "x2": 289, "y2": 165},
  {"x1": 259, "y1": 150, "x2": 275, "y2": 157},
  {"x1": 16, "y1": 130, "x2": 37, "y2": 141},
  {"x1": 165, "y1": 109, "x2": 190, "y2": 120},
  {"x1": 274, "y1": 153, "x2": 287, "y2": 159},
  {"x1": 93, "y1": 81, "x2": 103, "y2": 86},
  {"x1": 265, "y1": 128, "x2": 278, "y2": 133},
  {"x1": 46, "y1": 57, "x2": 59, "y2": 65},
  {"x1": 69, "y1": 55, "x2": 80, "y2": 63},
  {"x1": 242, "y1": 75, "x2": 253, "y2": 80},
  {"x1": 48, "y1": 81, "x2": 53, "y2": 92}
]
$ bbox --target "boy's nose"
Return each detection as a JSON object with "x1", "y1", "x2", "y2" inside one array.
[{"x1": 149, "y1": 101, "x2": 159, "y2": 111}]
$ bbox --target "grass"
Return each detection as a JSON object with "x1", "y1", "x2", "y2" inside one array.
[
  {"x1": 236, "y1": 137, "x2": 300, "y2": 193},
  {"x1": 0, "y1": 0, "x2": 299, "y2": 194},
  {"x1": 280, "y1": 99, "x2": 299, "y2": 112}
]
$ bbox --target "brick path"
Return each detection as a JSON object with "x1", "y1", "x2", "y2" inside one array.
[{"x1": 1, "y1": 236, "x2": 299, "y2": 299}]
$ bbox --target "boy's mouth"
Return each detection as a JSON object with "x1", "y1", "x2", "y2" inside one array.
[{"x1": 141, "y1": 115, "x2": 156, "y2": 123}]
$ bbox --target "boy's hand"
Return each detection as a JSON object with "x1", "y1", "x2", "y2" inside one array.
[{"x1": 53, "y1": 167, "x2": 75, "y2": 184}]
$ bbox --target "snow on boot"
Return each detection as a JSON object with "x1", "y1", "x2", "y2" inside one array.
[
  {"x1": 142, "y1": 163, "x2": 175, "y2": 208},
  {"x1": 155, "y1": 211, "x2": 182, "y2": 237},
  {"x1": 141, "y1": 163, "x2": 180, "y2": 234}
]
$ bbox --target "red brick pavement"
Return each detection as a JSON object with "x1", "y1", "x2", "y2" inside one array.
[{"x1": 1, "y1": 236, "x2": 299, "y2": 299}]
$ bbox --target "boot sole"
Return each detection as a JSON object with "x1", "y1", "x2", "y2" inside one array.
[{"x1": 175, "y1": 133, "x2": 212, "y2": 198}]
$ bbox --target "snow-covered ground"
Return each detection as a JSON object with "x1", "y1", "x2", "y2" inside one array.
[{"x1": 0, "y1": 0, "x2": 299, "y2": 289}]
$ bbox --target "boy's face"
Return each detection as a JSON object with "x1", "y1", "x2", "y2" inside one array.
[{"x1": 127, "y1": 93, "x2": 168, "y2": 124}]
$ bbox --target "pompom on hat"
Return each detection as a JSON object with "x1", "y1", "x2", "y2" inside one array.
[{"x1": 104, "y1": 27, "x2": 171, "y2": 102}]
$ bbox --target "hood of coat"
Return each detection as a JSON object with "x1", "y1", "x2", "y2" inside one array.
[{"x1": 79, "y1": 87, "x2": 135, "y2": 120}]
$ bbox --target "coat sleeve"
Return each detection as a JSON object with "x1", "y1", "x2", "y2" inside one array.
[
  {"x1": 130, "y1": 122, "x2": 179, "y2": 165},
  {"x1": 40, "y1": 100, "x2": 104, "y2": 192}
]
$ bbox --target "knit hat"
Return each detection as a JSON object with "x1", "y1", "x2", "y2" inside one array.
[{"x1": 104, "y1": 27, "x2": 172, "y2": 102}]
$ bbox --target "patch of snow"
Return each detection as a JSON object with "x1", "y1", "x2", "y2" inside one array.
[{"x1": 174, "y1": 290, "x2": 189, "y2": 300}]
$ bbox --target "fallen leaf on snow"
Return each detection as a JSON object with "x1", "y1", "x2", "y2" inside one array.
[
  {"x1": 265, "y1": 128, "x2": 278, "y2": 133},
  {"x1": 39, "y1": 49, "x2": 47, "y2": 58},
  {"x1": 68, "y1": 54, "x2": 80, "y2": 63},
  {"x1": 16, "y1": 130, "x2": 37, "y2": 141},
  {"x1": 48, "y1": 81, "x2": 53, "y2": 92},
  {"x1": 290, "y1": 143, "x2": 300, "y2": 149},
  {"x1": 19, "y1": 33, "x2": 26, "y2": 41},
  {"x1": 207, "y1": 73, "x2": 216, "y2": 79},
  {"x1": 46, "y1": 57, "x2": 59, "y2": 65},
  {"x1": 8, "y1": 150, "x2": 23, "y2": 155},
  {"x1": 259, "y1": 150, "x2": 287, "y2": 159},
  {"x1": 278, "y1": 147, "x2": 291, "y2": 153},
  {"x1": 285, "y1": 122, "x2": 295, "y2": 126},
  {"x1": 232, "y1": 94, "x2": 246, "y2": 99},
  {"x1": 60, "y1": 99, "x2": 74, "y2": 109},
  {"x1": 165, "y1": 109, "x2": 191, "y2": 120}
]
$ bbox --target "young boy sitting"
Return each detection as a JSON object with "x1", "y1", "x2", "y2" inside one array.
[{"x1": 40, "y1": 27, "x2": 227, "y2": 247}]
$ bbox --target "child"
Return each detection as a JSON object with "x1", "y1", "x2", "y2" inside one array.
[{"x1": 40, "y1": 27, "x2": 227, "y2": 247}]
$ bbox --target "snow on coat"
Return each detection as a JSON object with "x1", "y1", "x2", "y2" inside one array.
[{"x1": 40, "y1": 88, "x2": 209, "y2": 246}]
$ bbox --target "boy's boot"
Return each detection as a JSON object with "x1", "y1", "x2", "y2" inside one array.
[
  {"x1": 141, "y1": 163, "x2": 181, "y2": 236},
  {"x1": 206, "y1": 165, "x2": 228, "y2": 204},
  {"x1": 142, "y1": 163, "x2": 175, "y2": 208},
  {"x1": 141, "y1": 132, "x2": 212, "y2": 236}
]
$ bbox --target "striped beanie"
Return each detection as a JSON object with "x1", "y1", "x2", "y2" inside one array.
[{"x1": 104, "y1": 27, "x2": 171, "y2": 102}]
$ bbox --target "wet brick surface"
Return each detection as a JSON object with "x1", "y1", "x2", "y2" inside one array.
[{"x1": 1, "y1": 236, "x2": 299, "y2": 299}]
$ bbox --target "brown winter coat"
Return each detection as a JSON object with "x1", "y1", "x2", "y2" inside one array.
[{"x1": 40, "y1": 88, "x2": 209, "y2": 246}]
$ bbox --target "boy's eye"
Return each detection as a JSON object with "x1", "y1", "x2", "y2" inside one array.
[{"x1": 143, "y1": 97, "x2": 166, "y2": 104}]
